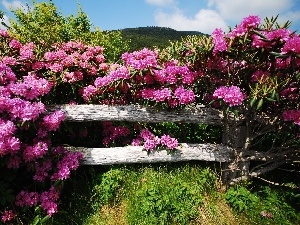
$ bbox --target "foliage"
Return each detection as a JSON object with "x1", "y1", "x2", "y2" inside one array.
[
  {"x1": 7, "y1": 1, "x2": 129, "y2": 62},
  {"x1": 120, "y1": 26, "x2": 206, "y2": 51},
  {"x1": 0, "y1": 29, "x2": 83, "y2": 224},
  {"x1": 225, "y1": 185, "x2": 300, "y2": 224},
  {"x1": 126, "y1": 166, "x2": 215, "y2": 225},
  {"x1": 48, "y1": 165, "x2": 300, "y2": 225},
  {"x1": 1, "y1": 8, "x2": 300, "y2": 223}
]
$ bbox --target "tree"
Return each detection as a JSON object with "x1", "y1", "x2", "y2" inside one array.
[{"x1": 7, "y1": 1, "x2": 129, "y2": 62}]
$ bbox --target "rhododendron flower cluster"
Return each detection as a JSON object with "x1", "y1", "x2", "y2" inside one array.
[
  {"x1": 213, "y1": 86, "x2": 245, "y2": 107},
  {"x1": 101, "y1": 121, "x2": 131, "y2": 146},
  {"x1": 212, "y1": 28, "x2": 228, "y2": 54},
  {"x1": 122, "y1": 47, "x2": 158, "y2": 69},
  {"x1": 281, "y1": 36, "x2": 300, "y2": 54},
  {"x1": 1, "y1": 210, "x2": 15, "y2": 223},
  {"x1": 282, "y1": 110, "x2": 300, "y2": 125},
  {"x1": 229, "y1": 15, "x2": 260, "y2": 38},
  {"x1": 94, "y1": 65, "x2": 130, "y2": 88},
  {"x1": 0, "y1": 30, "x2": 83, "y2": 220},
  {"x1": 132, "y1": 129, "x2": 178, "y2": 151}
]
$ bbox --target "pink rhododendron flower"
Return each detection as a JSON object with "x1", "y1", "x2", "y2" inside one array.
[
  {"x1": 33, "y1": 160, "x2": 52, "y2": 182},
  {"x1": 7, "y1": 155, "x2": 21, "y2": 169},
  {"x1": 281, "y1": 36, "x2": 300, "y2": 54},
  {"x1": 282, "y1": 109, "x2": 300, "y2": 125},
  {"x1": 7, "y1": 99, "x2": 45, "y2": 121},
  {"x1": 82, "y1": 85, "x2": 97, "y2": 102},
  {"x1": 251, "y1": 70, "x2": 270, "y2": 82},
  {"x1": 63, "y1": 71, "x2": 83, "y2": 83},
  {"x1": 19, "y1": 42, "x2": 35, "y2": 60},
  {"x1": 122, "y1": 48, "x2": 158, "y2": 69},
  {"x1": 160, "y1": 134, "x2": 178, "y2": 149},
  {"x1": 23, "y1": 141, "x2": 48, "y2": 162},
  {"x1": 229, "y1": 15, "x2": 260, "y2": 38},
  {"x1": 51, "y1": 151, "x2": 83, "y2": 180},
  {"x1": 0, "y1": 63, "x2": 17, "y2": 85},
  {"x1": 213, "y1": 86, "x2": 245, "y2": 106},
  {"x1": 15, "y1": 191, "x2": 39, "y2": 207},
  {"x1": 40, "y1": 186, "x2": 60, "y2": 216},
  {"x1": 153, "y1": 88, "x2": 172, "y2": 102},
  {"x1": 212, "y1": 28, "x2": 228, "y2": 54},
  {"x1": 1, "y1": 210, "x2": 15, "y2": 222},
  {"x1": 140, "y1": 88, "x2": 155, "y2": 100},
  {"x1": 42, "y1": 110, "x2": 65, "y2": 131},
  {"x1": 9, "y1": 39, "x2": 22, "y2": 49},
  {"x1": 174, "y1": 86, "x2": 195, "y2": 105},
  {"x1": 140, "y1": 129, "x2": 155, "y2": 140},
  {"x1": 144, "y1": 136, "x2": 160, "y2": 151},
  {"x1": 8, "y1": 74, "x2": 53, "y2": 100}
]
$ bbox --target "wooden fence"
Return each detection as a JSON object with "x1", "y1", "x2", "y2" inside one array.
[{"x1": 48, "y1": 104, "x2": 248, "y2": 183}]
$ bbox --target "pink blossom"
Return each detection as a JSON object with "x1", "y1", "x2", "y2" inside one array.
[
  {"x1": 33, "y1": 160, "x2": 52, "y2": 182},
  {"x1": 8, "y1": 74, "x2": 53, "y2": 100},
  {"x1": 251, "y1": 70, "x2": 270, "y2": 82},
  {"x1": 0, "y1": 63, "x2": 17, "y2": 85},
  {"x1": 143, "y1": 137, "x2": 160, "y2": 151},
  {"x1": 140, "y1": 88, "x2": 155, "y2": 100},
  {"x1": 51, "y1": 151, "x2": 83, "y2": 180},
  {"x1": 122, "y1": 48, "x2": 158, "y2": 69},
  {"x1": 213, "y1": 86, "x2": 245, "y2": 106},
  {"x1": 1, "y1": 210, "x2": 15, "y2": 222},
  {"x1": 82, "y1": 85, "x2": 97, "y2": 102},
  {"x1": 63, "y1": 71, "x2": 83, "y2": 83},
  {"x1": 42, "y1": 110, "x2": 65, "y2": 131},
  {"x1": 0, "y1": 29, "x2": 9, "y2": 37},
  {"x1": 281, "y1": 36, "x2": 300, "y2": 54},
  {"x1": 9, "y1": 39, "x2": 22, "y2": 49},
  {"x1": 6, "y1": 98, "x2": 45, "y2": 121},
  {"x1": 212, "y1": 28, "x2": 228, "y2": 54},
  {"x1": 1, "y1": 56, "x2": 17, "y2": 66},
  {"x1": 229, "y1": 15, "x2": 260, "y2": 38},
  {"x1": 160, "y1": 134, "x2": 178, "y2": 149},
  {"x1": 131, "y1": 138, "x2": 142, "y2": 146},
  {"x1": 40, "y1": 186, "x2": 60, "y2": 217},
  {"x1": 140, "y1": 129, "x2": 155, "y2": 140},
  {"x1": 19, "y1": 42, "x2": 35, "y2": 60},
  {"x1": 282, "y1": 109, "x2": 300, "y2": 125},
  {"x1": 174, "y1": 86, "x2": 195, "y2": 105},
  {"x1": 48, "y1": 62, "x2": 63, "y2": 72},
  {"x1": 23, "y1": 141, "x2": 48, "y2": 162},
  {"x1": 153, "y1": 88, "x2": 172, "y2": 102},
  {"x1": 15, "y1": 191, "x2": 39, "y2": 207}
]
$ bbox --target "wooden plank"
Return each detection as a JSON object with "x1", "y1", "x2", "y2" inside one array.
[
  {"x1": 66, "y1": 143, "x2": 233, "y2": 165},
  {"x1": 47, "y1": 104, "x2": 224, "y2": 125}
]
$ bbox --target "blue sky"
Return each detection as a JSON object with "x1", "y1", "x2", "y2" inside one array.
[{"x1": 1, "y1": 0, "x2": 300, "y2": 34}]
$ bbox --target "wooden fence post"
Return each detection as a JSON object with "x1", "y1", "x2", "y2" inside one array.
[{"x1": 221, "y1": 119, "x2": 250, "y2": 184}]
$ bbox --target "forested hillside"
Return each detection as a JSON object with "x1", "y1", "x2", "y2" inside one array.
[{"x1": 118, "y1": 26, "x2": 207, "y2": 50}]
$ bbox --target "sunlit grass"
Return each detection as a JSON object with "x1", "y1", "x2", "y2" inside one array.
[{"x1": 48, "y1": 162, "x2": 300, "y2": 225}]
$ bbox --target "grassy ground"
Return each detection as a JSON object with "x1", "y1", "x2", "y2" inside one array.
[{"x1": 47, "y1": 162, "x2": 300, "y2": 225}]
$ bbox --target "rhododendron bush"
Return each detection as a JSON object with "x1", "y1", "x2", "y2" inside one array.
[{"x1": 1, "y1": 14, "x2": 300, "y2": 223}]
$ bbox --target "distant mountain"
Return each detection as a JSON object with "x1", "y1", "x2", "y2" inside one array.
[{"x1": 117, "y1": 26, "x2": 207, "y2": 51}]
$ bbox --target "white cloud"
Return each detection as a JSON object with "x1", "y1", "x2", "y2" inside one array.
[
  {"x1": 210, "y1": 0, "x2": 294, "y2": 22},
  {"x1": 0, "y1": 14, "x2": 10, "y2": 30},
  {"x1": 145, "y1": 0, "x2": 175, "y2": 6},
  {"x1": 155, "y1": 9, "x2": 227, "y2": 34},
  {"x1": 2, "y1": 0, "x2": 27, "y2": 11}
]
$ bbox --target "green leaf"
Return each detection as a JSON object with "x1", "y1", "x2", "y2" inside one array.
[
  {"x1": 250, "y1": 97, "x2": 257, "y2": 107},
  {"x1": 256, "y1": 99, "x2": 263, "y2": 110},
  {"x1": 266, "y1": 97, "x2": 276, "y2": 102}
]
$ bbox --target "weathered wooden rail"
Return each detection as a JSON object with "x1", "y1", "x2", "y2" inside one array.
[{"x1": 48, "y1": 104, "x2": 238, "y2": 180}]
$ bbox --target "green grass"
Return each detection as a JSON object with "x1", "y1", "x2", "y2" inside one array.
[{"x1": 46, "y1": 162, "x2": 300, "y2": 225}]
